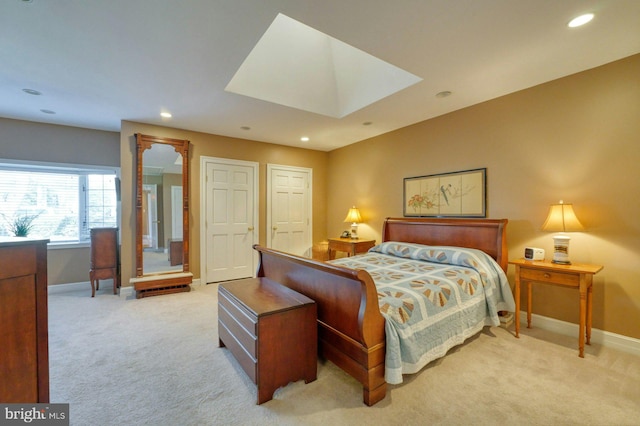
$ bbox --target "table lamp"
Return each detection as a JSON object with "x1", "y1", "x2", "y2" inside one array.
[
  {"x1": 541, "y1": 200, "x2": 584, "y2": 264},
  {"x1": 344, "y1": 206, "x2": 362, "y2": 239}
]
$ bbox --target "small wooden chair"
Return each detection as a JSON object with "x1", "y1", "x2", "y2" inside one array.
[{"x1": 89, "y1": 227, "x2": 120, "y2": 297}]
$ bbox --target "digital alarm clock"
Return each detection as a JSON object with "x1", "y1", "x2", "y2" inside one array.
[{"x1": 524, "y1": 247, "x2": 545, "y2": 261}]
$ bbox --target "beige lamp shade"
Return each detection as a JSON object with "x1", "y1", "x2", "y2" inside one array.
[
  {"x1": 344, "y1": 206, "x2": 362, "y2": 224},
  {"x1": 541, "y1": 202, "x2": 584, "y2": 232}
]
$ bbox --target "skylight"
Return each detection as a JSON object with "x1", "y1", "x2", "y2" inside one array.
[{"x1": 225, "y1": 13, "x2": 422, "y2": 118}]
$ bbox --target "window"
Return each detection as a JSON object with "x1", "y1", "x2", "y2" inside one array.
[{"x1": 0, "y1": 161, "x2": 118, "y2": 243}]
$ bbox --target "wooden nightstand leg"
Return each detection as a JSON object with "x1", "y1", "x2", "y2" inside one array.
[
  {"x1": 514, "y1": 266, "x2": 520, "y2": 338},
  {"x1": 527, "y1": 281, "x2": 532, "y2": 328},
  {"x1": 578, "y1": 276, "x2": 587, "y2": 358},
  {"x1": 586, "y1": 282, "x2": 593, "y2": 345}
]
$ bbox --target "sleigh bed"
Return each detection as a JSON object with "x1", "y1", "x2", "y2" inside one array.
[{"x1": 253, "y1": 217, "x2": 513, "y2": 406}]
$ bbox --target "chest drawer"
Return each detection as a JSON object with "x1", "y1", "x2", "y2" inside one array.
[
  {"x1": 0, "y1": 244, "x2": 38, "y2": 278},
  {"x1": 218, "y1": 315, "x2": 257, "y2": 382},
  {"x1": 218, "y1": 298, "x2": 257, "y2": 358},
  {"x1": 219, "y1": 289, "x2": 258, "y2": 336},
  {"x1": 520, "y1": 267, "x2": 580, "y2": 286}
]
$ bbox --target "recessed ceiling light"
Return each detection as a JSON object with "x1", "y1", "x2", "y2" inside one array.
[
  {"x1": 568, "y1": 13, "x2": 594, "y2": 28},
  {"x1": 363, "y1": 121, "x2": 372, "y2": 126},
  {"x1": 300, "y1": 137, "x2": 309, "y2": 142},
  {"x1": 160, "y1": 112, "x2": 172, "y2": 118},
  {"x1": 40, "y1": 109, "x2": 55, "y2": 114},
  {"x1": 22, "y1": 88, "x2": 42, "y2": 95},
  {"x1": 240, "y1": 126, "x2": 251, "y2": 130},
  {"x1": 436, "y1": 91, "x2": 452, "y2": 98}
]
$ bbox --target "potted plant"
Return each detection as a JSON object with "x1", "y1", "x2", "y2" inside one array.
[{"x1": 2, "y1": 213, "x2": 41, "y2": 237}]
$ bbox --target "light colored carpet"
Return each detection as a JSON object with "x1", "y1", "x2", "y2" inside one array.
[{"x1": 48, "y1": 283, "x2": 640, "y2": 426}]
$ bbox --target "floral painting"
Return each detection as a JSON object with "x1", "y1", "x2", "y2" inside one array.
[{"x1": 404, "y1": 168, "x2": 486, "y2": 217}]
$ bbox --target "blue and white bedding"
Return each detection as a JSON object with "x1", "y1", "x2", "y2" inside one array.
[{"x1": 329, "y1": 241, "x2": 515, "y2": 384}]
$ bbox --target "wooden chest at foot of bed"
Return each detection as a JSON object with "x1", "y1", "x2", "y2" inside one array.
[{"x1": 218, "y1": 277, "x2": 317, "y2": 404}]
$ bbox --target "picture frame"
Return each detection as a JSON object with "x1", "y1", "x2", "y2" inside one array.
[{"x1": 403, "y1": 168, "x2": 486, "y2": 217}]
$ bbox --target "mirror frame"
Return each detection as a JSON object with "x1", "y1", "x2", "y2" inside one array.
[{"x1": 135, "y1": 133, "x2": 190, "y2": 277}]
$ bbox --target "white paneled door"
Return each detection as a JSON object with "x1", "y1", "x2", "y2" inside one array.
[
  {"x1": 202, "y1": 157, "x2": 258, "y2": 283},
  {"x1": 142, "y1": 184, "x2": 158, "y2": 250},
  {"x1": 171, "y1": 185, "x2": 182, "y2": 239},
  {"x1": 267, "y1": 164, "x2": 312, "y2": 257}
]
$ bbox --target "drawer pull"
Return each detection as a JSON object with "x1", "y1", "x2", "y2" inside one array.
[{"x1": 544, "y1": 273, "x2": 551, "y2": 279}]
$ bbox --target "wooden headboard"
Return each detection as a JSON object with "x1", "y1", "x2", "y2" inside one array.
[{"x1": 381, "y1": 217, "x2": 509, "y2": 272}]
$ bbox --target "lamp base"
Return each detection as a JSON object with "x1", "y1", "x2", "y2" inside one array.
[
  {"x1": 350, "y1": 224, "x2": 358, "y2": 239},
  {"x1": 552, "y1": 235, "x2": 572, "y2": 265}
]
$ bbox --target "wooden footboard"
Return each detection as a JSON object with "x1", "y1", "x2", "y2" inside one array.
[{"x1": 253, "y1": 245, "x2": 387, "y2": 406}]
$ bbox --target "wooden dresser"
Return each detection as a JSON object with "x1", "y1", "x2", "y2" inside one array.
[
  {"x1": 218, "y1": 277, "x2": 317, "y2": 404},
  {"x1": 167, "y1": 238, "x2": 183, "y2": 266},
  {"x1": 0, "y1": 237, "x2": 49, "y2": 403},
  {"x1": 90, "y1": 227, "x2": 119, "y2": 297}
]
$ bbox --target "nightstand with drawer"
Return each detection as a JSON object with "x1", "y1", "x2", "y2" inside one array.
[
  {"x1": 218, "y1": 277, "x2": 317, "y2": 404},
  {"x1": 327, "y1": 238, "x2": 376, "y2": 260},
  {"x1": 509, "y1": 259, "x2": 603, "y2": 357}
]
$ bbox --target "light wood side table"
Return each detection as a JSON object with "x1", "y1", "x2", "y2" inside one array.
[
  {"x1": 327, "y1": 238, "x2": 376, "y2": 260},
  {"x1": 509, "y1": 258, "x2": 603, "y2": 357}
]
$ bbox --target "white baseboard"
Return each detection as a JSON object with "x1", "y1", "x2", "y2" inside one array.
[
  {"x1": 519, "y1": 311, "x2": 640, "y2": 357},
  {"x1": 120, "y1": 285, "x2": 135, "y2": 299}
]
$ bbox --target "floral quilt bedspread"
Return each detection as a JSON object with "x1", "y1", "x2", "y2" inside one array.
[{"x1": 329, "y1": 241, "x2": 515, "y2": 384}]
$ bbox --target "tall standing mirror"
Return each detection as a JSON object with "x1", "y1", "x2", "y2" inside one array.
[{"x1": 134, "y1": 134, "x2": 191, "y2": 298}]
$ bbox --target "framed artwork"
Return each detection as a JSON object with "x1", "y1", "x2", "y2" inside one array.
[{"x1": 403, "y1": 168, "x2": 486, "y2": 217}]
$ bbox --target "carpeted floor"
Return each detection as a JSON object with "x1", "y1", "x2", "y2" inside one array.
[{"x1": 47, "y1": 283, "x2": 640, "y2": 426}]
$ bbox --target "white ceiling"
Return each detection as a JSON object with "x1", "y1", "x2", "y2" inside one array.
[{"x1": 2, "y1": 0, "x2": 639, "y2": 152}]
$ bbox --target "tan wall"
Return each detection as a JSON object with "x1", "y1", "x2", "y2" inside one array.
[
  {"x1": 47, "y1": 247, "x2": 92, "y2": 285},
  {"x1": 327, "y1": 54, "x2": 640, "y2": 339},
  {"x1": 0, "y1": 117, "x2": 120, "y2": 167},
  {"x1": 0, "y1": 117, "x2": 120, "y2": 285},
  {"x1": 119, "y1": 121, "x2": 328, "y2": 287}
]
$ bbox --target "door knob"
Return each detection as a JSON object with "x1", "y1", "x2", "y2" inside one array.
[
  {"x1": 272, "y1": 226, "x2": 278, "y2": 231},
  {"x1": 248, "y1": 227, "x2": 254, "y2": 231}
]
